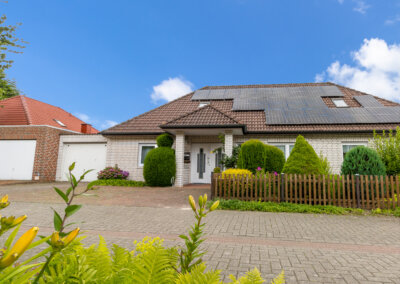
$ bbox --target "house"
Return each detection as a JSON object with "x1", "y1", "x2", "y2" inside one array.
[
  {"x1": 0, "y1": 95, "x2": 98, "y2": 181},
  {"x1": 98, "y1": 82, "x2": 400, "y2": 187}
]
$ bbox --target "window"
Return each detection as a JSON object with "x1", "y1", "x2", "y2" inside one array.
[
  {"x1": 332, "y1": 99, "x2": 348, "y2": 108},
  {"x1": 139, "y1": 144, "x2": 156, "y2": 166},
  {"x1": 270, "y1": 144, "x2": 294, "y2": 160},
  {"x1": 342, "y1": 143, "x2": 367, "y2": 159},
  {"x1": 198, "y1": 102, "x2": 210, "y2": 108},
  {"x1": 54, "y1": 119, "x2": 66, "y2": 127}
]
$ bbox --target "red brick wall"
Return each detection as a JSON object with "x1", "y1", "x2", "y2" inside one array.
[{"x1": 0, "y1": 126, "x2": 71, "y2": 181}]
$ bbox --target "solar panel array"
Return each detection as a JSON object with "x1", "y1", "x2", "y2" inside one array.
[{"x1": 191, "y1": 86, "x2": 400, "y2": 125}]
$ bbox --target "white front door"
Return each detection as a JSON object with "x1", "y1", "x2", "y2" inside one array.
[
  {"x1": 61, "y1": 143, "x2": 107, "y2": 181},
  {"x1": 190, "y1": 143, "x2": 221, "y2": 184},
  {"x1": 0, "y1": 140, "x2": 37, "y2": 180}
]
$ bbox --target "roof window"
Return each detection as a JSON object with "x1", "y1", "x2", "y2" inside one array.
[
  {"x1": 332, "y1": 99, "x2": 348, "y2": 108},
  {"x1": 198, "y1": 101, "x2": 210, "y2": 108},
  {"x1": 54, "y1": 119, "x2": 66, "y2": 127}
]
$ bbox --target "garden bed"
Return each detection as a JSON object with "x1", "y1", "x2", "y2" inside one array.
[{"x1": 91, "y1": 179, "x2": 146, "y2": 187}]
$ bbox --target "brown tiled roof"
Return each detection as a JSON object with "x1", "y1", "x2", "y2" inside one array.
[
  {"x1": 0, "y1": 96, "x2": 99, "y2": 133},
  {"x1": 161, "y1": 104, "x2": 243, "y2": 129},
  {"x1": 103, "y1": 83, "x2": 400, "y2": 135}
]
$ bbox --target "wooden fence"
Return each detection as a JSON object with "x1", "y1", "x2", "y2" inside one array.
[{"x1": 211, "y1": 173, "x2": 400, "y2": 209}]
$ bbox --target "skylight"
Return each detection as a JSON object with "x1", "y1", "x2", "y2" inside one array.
[
  {"x1": 198, "y1": 102, "x2": 210, "y2": 108},
  {"x1": 54, "y1": 119, "x2": 66, "y2": 127},
  {"x1": 332, "y1": 99, "x2": 348, "y2": 108}
]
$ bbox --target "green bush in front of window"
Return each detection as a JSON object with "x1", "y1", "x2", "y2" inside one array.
[
  {"x1": 264, "y1": 145, "x2": 285, "y2": 173},
  {"x1": 341, "y1": 146, "x2": 386, "y2": 176},
  {"x1": 282, "y1": 135, "x2": 323, "y2": 175},
  {"x1": 156, "y1": 133, "x2": 174, "y2": 147},
  {"x1": 237, "y1": 139, "x2": 266, "y2": 173},
  {"x1": 371, "y1": 127, "x2": 400, "y2": 175}
]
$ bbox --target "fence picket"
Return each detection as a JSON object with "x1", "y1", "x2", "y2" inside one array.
[
  {"x1": 285, "y1": 173, "x2": 288, "y2": 203},
  {"x1": 365, "y1": 175, "x2": 370, "y2": 209},
  {"x1": 277, "y1": 173, "x2": 281, "y2": 203},
  {"x1": 391, "y1": 175, "x2": 395, "y2": 210},
  {"x1": 380, "y1": 175, "x2": 385, "y2": 209},
  {"x1": 332, "y1": 175, "x2": 336, "y2": 206},
  {"x1": 360, "y1": 175, "x2": 365, "y2": 209},
  {"x1": 396, "y1": 175, "x2": 400, "y2": 208},
  {"x1": 352, "y1": 175, "x2": 356, "y2": 208},
  {"x1": 294, "y1": 174, "x2": 298, "y2": 204},
  {"x1": 386, "y1": 175, "x2": 390, "y2": 209},
  {"x1": 323, "y1": 175, "x2": 326, "y2": 206}
]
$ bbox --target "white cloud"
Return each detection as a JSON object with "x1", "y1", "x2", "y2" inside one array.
[
  {"x1": 101, "y1": 120, "x2": 118, "y2": 129},
  {"x1": 76, "y1": 113, "x2": 90, "y2": 122},
  {"x1": 337, "y1": 0, "x2": 344, "y2": 4},
  {"x1": 316, "y1": 38, "x2": 400, "y2": 102},
  {"x1": 385, "y1": 15, "x2": 400, "y2": 25},
  {"x1": 151, "y1": 77, "x2": 193, "y2": 103},
  {"x1": 353, "y1": 0, "x2": 370, "y2": 14}
]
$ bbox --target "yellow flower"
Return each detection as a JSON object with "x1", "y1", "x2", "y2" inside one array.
[
  {"x1": 50, "y1": 228, "x2": 80, "y2": 251},
  {"x1": 209, "y1": 200, "x2": 220, "y2": 212},
  {"x1": 0, "y1": 195, "x2": 10, "y2": 209},
  {"x1": 0, "y1": 227, "x2": 39, "y2": 268},
  {"x1": 188, "y1": 195, "x2": 196, "y2": 212},
  {"x1": 1, "y1": 215, "x2": 27, "y2": 230}
]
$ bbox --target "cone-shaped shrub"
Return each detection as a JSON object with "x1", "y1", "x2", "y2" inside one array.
[
  {"x1": 282, "y1": 135, "x2": 323, "y2": 175},
  {"x1": 341, "y1": 146, "x2": 386, "y2": 176},
  {"x1": 237, "y1": 139, "x2": 266, "y2": 173},
  {"x1": 156, "y1": 133, "x2": 174, "y2": 148},
  {"x1": 143, "y1": 147, "x2": 176, "y2": 186},
  {"x1": 264, "y1": 145, "x2": 285, "y2": 173}
]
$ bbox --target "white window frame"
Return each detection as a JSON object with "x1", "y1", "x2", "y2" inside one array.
[
  {"x1": 138, "y1": 143, "x2": 157, "y2": 167},
  {"x1": 270, "y1": 143, "x2": 294, "y2": 160},
  {"x1": 342, "y1": 142, "x2": 367, "y2": 159},
  {"x1": 332, "y1": 99, "x2": 348, "y2": 108}
]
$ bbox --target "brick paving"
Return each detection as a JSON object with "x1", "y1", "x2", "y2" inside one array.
[{"x1": 1, "y1": 183, "x2": 400, "y2": 283}]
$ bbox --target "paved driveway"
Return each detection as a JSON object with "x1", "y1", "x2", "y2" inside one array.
[{"x1": 1, "y1": 183, "x2": 400, "y2": 283}]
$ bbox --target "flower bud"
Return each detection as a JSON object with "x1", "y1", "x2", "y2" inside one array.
[
  {"x1": 198, "y1": 196, "x2": 203, "y2": 207},
  {"x1": 209, "y1": 200, "x2": 220, "y2": 211},
  {"x1": 0, "y1": 195, "x2": 9, "y2": 209},
  {"x1": 203, "y1": 194, "x2": 207, "y2": 204},
  {"x1": 188, "y1": 195, "x2": 196, "y2": 212}
]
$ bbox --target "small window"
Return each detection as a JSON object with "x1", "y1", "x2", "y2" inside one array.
[
  {"x1": 198, "y1": 102, "x2": 210, "y2": 108},
  {"x1": 139, "y1": 144, "x2": 156, "y2": 166},
  {"x1": 342, "y1": 143, "x2": 367, "y2": 159},
  {"x1": 270, "y1": 144, "x2": 295, "y2": 160},
  {"x1": 332, "y1": 99, "x2": 348, "y2": 108},
  {"x1": 54, "y1": 119, "x2": 66, "y2": 127}
]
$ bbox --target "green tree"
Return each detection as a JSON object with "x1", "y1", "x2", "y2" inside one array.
[
  {"x1": 371, "y1": 127, "x2": 400, "y2": 175},
  {"x1": 237, "y1": 139, "x2": 265, "y2": 173},
  {"x1": 0, "y1": 69, "x2": 19, "y2": 99},
  {"x1": 282, "y1": 135, "x2": 323, "y2": 175},
  {"x1": 341, "y1": 146, "x2": 386, "y2": 176}
]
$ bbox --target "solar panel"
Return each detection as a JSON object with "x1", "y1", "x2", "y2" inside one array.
[{"x1": 191, "y1": 85, "x2": 400, "y2": 125}]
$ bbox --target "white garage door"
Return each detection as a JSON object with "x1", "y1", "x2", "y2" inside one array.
[
  {"x1": 61, "y1": 143, "x2": 107, "y2": 181},
  {"x1": 0, "y1": 140, "x2": 37, "y2": 180}
]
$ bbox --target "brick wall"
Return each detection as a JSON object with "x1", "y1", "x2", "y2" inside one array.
[{"x1": 0, "y1": 126, "x2": 72, "y2": 181}]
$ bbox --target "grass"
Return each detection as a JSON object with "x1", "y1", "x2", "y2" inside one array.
[
  {"x1": 209, "y1": 199, "x2": 400, "y2": 217},
  {"x1": 91, "y1": 179, "x2": 146, "y2": 187}
]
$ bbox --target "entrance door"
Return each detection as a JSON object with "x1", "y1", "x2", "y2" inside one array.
[{"x1": 190, "y1": 143, "x2": 222, "y2": 184}]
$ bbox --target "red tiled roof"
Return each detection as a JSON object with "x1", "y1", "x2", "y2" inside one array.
[
  {"x1": 103, "y1": 83, "x2": 400, "y2": 135},
  {"x1": 0, "y1": 96, "x2": 98, "y2": 133},
  {"x1": 162, "y1": 104, "x2": 243, "y2": 128}
]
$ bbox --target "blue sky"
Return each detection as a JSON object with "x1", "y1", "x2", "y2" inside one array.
[{"x1": 3, "y1": 0, "x2": 400, "y2": 130}]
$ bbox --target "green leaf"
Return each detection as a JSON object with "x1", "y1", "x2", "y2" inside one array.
[
  {"x1": 80, "y1": 169, "x2": 94, "y2": 180},
  {"x1": 86, "y1": 180, "x2": 97, "y2": 190},
  {"x1": 53, "y1": 187, "x2": 68, "y2": 203},
  {"x1": 65, "y1": 204, "x2": 82, "y2": 217},
  {"x1": 27, "y1": 235, "x2": 51, "y2": 250},
  {"x1": 69, "y1": 162, "x2": 75, "y2": 171},
  {"x1": 4, "y1": 223, "x2": 21, "y2": 251},
  {"x1": 21, "y1": 246, "x2": 52, "y2": 265},
  {"x1": 66, "y1": 187, "x2": 73, "y2": 197},
  {"x1": 53, "y1": 209, "x2": 62, "y2": 231}
]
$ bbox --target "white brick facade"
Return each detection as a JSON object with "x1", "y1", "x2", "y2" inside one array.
[{"x1": 175, "y1": 133, "x2": 185, "y2": 187}]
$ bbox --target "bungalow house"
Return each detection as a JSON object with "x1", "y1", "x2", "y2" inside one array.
[
  {"x1": 100, "y1": 82, "x2": 400, "y2": 187},
  {"x1": 0, "y1": 95, "x2": 98, "y2": 181}
]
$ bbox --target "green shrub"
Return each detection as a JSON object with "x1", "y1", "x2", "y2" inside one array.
[
  {"x1": 92, "y1": 179, "x2": 146, "y2": 187},
  {"x1": 282, "y1": 135, "x2": 323, "y2": 175},
  {"x1": 371, "y1": 127, "x2": 400, "y2": 175},
  {"x1": 221, "y1": 144, "x2": 241, "y2": 168},
  {"x1": 264, "y1": 145, "x2": 285, "y2": 173},
  {"x1": 341, "y1": 146, "x2": 386, "y2": 176},
  {"x1": 213, "y1": 167, "x2": 221, "y2": 173},
  {"x1": 143, "y1": 147, "x2": 176, "y2": 186},
  {"x1": 237, "y1": 139, "x2": 265, "y2": 173},
  {"x1": 156, "y1": 133, "x2": 174, "y2": 148},
  {"x1": 319, "y1": 152, "x2": 333, "y2": 176}
]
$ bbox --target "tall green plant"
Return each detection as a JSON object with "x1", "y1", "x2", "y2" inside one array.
[
  {"x1": 282, "y1": 135, "x2": 322, "y2": 175},
  {"x1": 264, "y1": 145, "x2": 285, "y2": 173},
  {"x1": 372, "y1": 127, "x2": 400, "y2": 175},
  {"x1": 237, "y1": 140, "x2": 266, "y2": 173}
]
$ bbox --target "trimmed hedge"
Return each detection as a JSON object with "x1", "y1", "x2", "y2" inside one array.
[
  {"x1": 282, "y1": 135, "x2": 323, "y2": 175},
  {"x1": 91, "y1": 179, "x2": 146, "y2": 187},
  {"x1": 264, "y1": 145, "x2": 285, "y2": 173},
  {"x1": 341, "y1": 146, "x2": 386, "y2": 176},
  {"x1": 156, "y1": 133, "x2": 174, "y2": 148},
  {"x1": 237, "y1": 140, "x2": 265, "y2": 173},
  {"x1": 143, "y1": 147, "x2": 176, "y2": 186}
]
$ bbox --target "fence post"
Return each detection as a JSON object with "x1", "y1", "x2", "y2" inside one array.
[
  {"x1": 281, "y1": 173, "x2": 285, "y2": 202},
  {"x1": 210, "y1": 172, "x2": 215, "y2": 199},
  {"x1": 356, "y1": 174, "x2": 361, "y2": 208}
]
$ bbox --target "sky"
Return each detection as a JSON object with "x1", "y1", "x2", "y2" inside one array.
[{"x1": 2, "y1": 0, "x2": 400, "y2": 130}]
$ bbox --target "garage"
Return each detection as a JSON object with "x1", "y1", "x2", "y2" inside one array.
[
  {"x1": 0, "y1": 140, "x2": 37, "y2": 180},
  {"x1": 60, "y1": 143, "x2": 107, "y2": 181}
]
